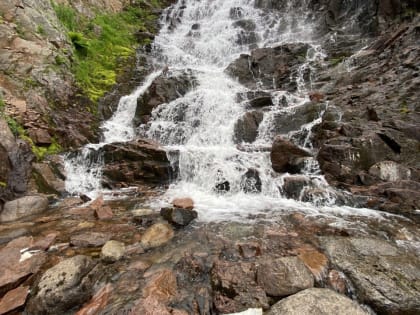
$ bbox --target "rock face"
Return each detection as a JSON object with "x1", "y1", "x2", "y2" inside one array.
[
  {"x1": 257, "y1": 256, "x2": 314, "y2": 297},
  {"x1": 0, "y1": 195, "x2": 49, "y2": 222},
  {"x1": 226, "y1": 43, "x2": 309, "y2": 90},
  {"x1": 27, "y1": 255, "x2": 100, "y2": 315},
  {"x1": 321, "y1": 237, "x2": 420, "y2": 315},
  {"x1": 101, "y1": 138, "x2": 172, "y2": 187},
  {"x1": 135, "y1": 70, "x2": 196, "y2": 124},
  {"x1": 271, "y1": 137, "x2": 312, "y2": 174},
  {"x1": 234, "y1": 111, "x2": 264, "y2": 144},
  {"x1": 266, "y1": 288, "x2": 368, "y2": 315}
]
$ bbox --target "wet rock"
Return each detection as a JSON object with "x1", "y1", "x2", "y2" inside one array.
[
  {"x1": 143, "y1": 269, "x2": 178, "y2": 302},
  {"x1": 101, "y1": 240, "x2": 126, "y2": 263},
  {"x1": 172, "y1": 197, "x2": 194, "y2": 210},
  {"x1": 266, "y1": 288, "x2": 369, "y2": 315},
  {"x1": 135, "y1": 70, "x2": 196, "y2": 124},
  {"x1": 238, "y1": 242, "x2": 262, "y2": 259},
  {"x1": 212, "y1": 260, "x2": 269, "y2": 312},
  {"x1": 321, "y1": 237, "x2": 420, "y2": 314},
  {"x1": 298, "y1": 248, "x2": 328, "y2": 281},
  {"x1": 28, "y1": 233, "x2": 57, "y2": 251},
  {"x1": 31, "y1": 161, "x2": 66, "y2": 195},
  {"x1": 0, "y1": 285, "x2": 29, "y2": 315},
  {"x1": 70, "y1": 232, "x2": 111, "y2": 248},
  {"x1": 0, "y1": 236, "x2": 46, "y2": 296},
  {"x1": 281, "y1": 175, "x2": 310, "y2": 199},
  {"x1": 161, "y1": 207, "x2": 198, "y2": 227},
  {"x1": 141, "y1": 222, "x2": 174, "y2": 249},
  {"x1": 27, "y1": 255, "x2": 100, "y2": 315},
  {"x1": 130, "y1": 295, "x2": 172, "y2": 315},
  {"x1": 234, "y1": 111, "x2": 264, "y2": 143},
  {"x1": 101, "y1": 138, "x2": 172, "y2": 186},
  {"x1": 75, "y1": 284, "x2": 113, "y2": 315},
  {"x1": 271, "y1": 137, "x2": 312, "y2": 174},
  {"x1": 233, "y1": 19, "x2": 258, "y2": 46},
  {"x1": 0, "y1": 195, "x2": 49, "y2": 222},
  {"x1": 257, "y1": 256, "x2": 314, "y2": 297},
  {"x1": 240, "y1": 168, "x2": 262, "y2": 193},
  {"x1": 226, "y1": 43, "x2": 309, "y2": 90},
  {"x1": 94, "y1": 206, "x2": 113, "y2": 220},
  {"x1": 327, "y1": 270, "x2": 349, "y2": 295}
]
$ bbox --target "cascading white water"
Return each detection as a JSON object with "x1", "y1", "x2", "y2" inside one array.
[{"x1": 65, "y1": 0, "x2": 382, "y2": 220}]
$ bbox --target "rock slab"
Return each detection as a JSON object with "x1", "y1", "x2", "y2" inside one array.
[{"x1": 0, "y1": 196, "x2": 49, "y2": 222}]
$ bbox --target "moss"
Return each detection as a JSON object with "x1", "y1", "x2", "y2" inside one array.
[
  {"x1": 53, "y1": 1, "x2": 164, "y2": 103},
  {"x1": 329, "y1": 56, "x2": 346, "y2": 66},
  {"x1": 36, "y1": 25, "x2": 46, "y2": 35}
]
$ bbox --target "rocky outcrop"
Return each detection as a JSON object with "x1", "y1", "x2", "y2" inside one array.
[
  {"x1": 226, "y1": 43, "x2": 310, "y2": 91},
  {"x1": 134, "y1": 70, "x2": 196, "y2": 124},
  {"x1": 101, "y1": 138, "x2": 173, "y2": 187},
  {"x1": 266, "y1": 288, "x2": 368, "y2": 315},
  {"x1": 0, "y1": 195, "x2": 49, "y2": 222},
  {"x1": 320, "y1": 237, "x2": 420, "y2": 315}
]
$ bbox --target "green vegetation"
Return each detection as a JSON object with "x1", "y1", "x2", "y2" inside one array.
[
  {"x1": 53, "y1": 2, "x2": 161, "y2": 102},
  {"x1": 36, "y1": 25, "x2": 46, "y2": 35}
]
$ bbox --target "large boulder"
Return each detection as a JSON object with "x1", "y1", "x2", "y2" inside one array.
[
  {"x1": 225, "y1": 43, "x2": 310, "y2": 91},
  {"x1": 0, "y1": 195, "x2": 49, "y2": 222},
  {"x1": 101, "y1": 138, "x2": 172, "y2": 187},
  {"x1": 134, "y1": 70, "x2": 196, "y2": 124},
  {"x1": 27, "y1": 255, "x2": 101, "y2": 315},
  {"x1": 256, "y1": 256, "x2": 314, "y2": 297},
  {"x1": 320, "y1": 237, "x2": 420, "y2": 315},
  {"x1": 266, "y1": 288, "x2": 369, "y2": 315},
  {"x1": 271, "y1": 137, "x2": 312, "y2": 174}
]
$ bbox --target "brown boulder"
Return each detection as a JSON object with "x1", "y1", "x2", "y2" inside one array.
[
  {"x1": 0, "y1": 285, "x2": 29, "y2": 315},
  {"x1": 271, "y1": 137, "x2": 312, "y2": 174},
  {"x1": 172, "y1": 197, "x2": 194, "y2": 210}
]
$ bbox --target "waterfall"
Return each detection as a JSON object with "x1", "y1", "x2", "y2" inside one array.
[{"x1": 65, "y1": 0, "x2": 378, "y2": 220}]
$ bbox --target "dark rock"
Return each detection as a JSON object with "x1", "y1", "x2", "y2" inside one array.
[
  {"x1": 240, "y1": 168, "x2": 262, "y2": 193},
  {"x1": 271, "y1": 136, "x2": 312, "y2": 174},
  {"x1": 229, "y1": 7, "x2": 244, "y2": 19},
  {"x1": 27, "y1": 255, "x2": 100, "y2": 315},
  {"x1": 257, "y1": 256, "x2": 314, "y2": 297},
  {"x1": 134, "y1": 70, "x2": 196, "y2": 124},
  {"x1": 234, "y1": 111, "x2": 264, "y2": 143},
  {"x1": 160, "y1": 207, "x2": 198, "y2": 227},
  {"x1": 0, "y1": 195, "x2": 49, "y2": 222},
  {"x1": 281, "y1": 175, "x2": 310, "y2": 199},
  {"x1": 321, "y1": 237, "x2": 420, "y2": 315},
  {"x1": 101, "y1": 138, "x2": 172, "y2": 187},
  {"x1": 266, "y1": 288, "x2": 368, "y2": 315},
  {"x1": 226, "y1": 43, "x2": 310, "y2": 90},
  {"x1": 27, "y1": 128, "x2": 52, "y2": 146}
]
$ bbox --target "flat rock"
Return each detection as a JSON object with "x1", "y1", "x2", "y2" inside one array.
[
  {"x1": 257, "y1": 256, "x2": 314, "y2": 297},
  {"x1": 70, "y1": 232, "x2": 111, "y2": 247},
  {"x1": 266, "y1": 288, "x2": 369, "y2": 315},
  {"x1": 27, "y1": 255, "x2": 99, "y2": 315},
  {"x1": 320, "y1": 237, "x2": 420, "y2": 314},
  {"x1": 101, "y1": 240, "x2": 126, "y2": 263},
  {"x1": 94, "y1": 206, "x2": 113, "y2": 220},
  {"x1": 0, "y1": 285, "x2": 29, "y2": 315},
  {"x1": 141, "y1": 223, "x2": 174, "y2": 249},
  {"x1": 0, "y1": 196, "x2": 49, "y2": 222}
]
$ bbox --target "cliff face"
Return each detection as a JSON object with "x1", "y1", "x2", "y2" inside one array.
[{"x1": 0, "y1": 0, "x2": 170, "y2": 201}]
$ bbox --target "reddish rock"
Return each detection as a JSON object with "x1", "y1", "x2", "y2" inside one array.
[
  {"x1": 70, "y1": 232, "x2": 111, "y2": 247},
  {"x1": 309, "y1": 91, "x2": 325, "y2": 103},
  {"x1": 0, "y1": 285, "x2": 29, "y2": 314},
  {"x1": 298, "y1": 248, "x2": 329, "y2": 281},
  {"x1": 89, "y1": 195, "x2": 104, "y2": 209},
  {"x1": 327, "y1": 270, "x2": 348, "y2": 295},
  {"x1": 0, "y1": 237, "x2": 46, "y2": 295},
  {"x1": 172, "y1": 197, "x2": 194, "y2": 210},
  {"x1": 143, "y1": 269, "x2": 178, "y2": 302},
  {"x1": 28, "y1": 233, "x2": 57, "y2": 251},
  {"x1": 94, "y1": 206, "x2": 113, "y2": 220},
  {"x1": 76, "y1": 284, "x2": 113, "y2": 315},
  {"x1": 129, "y1": 296, "x2": 171, "y2": 315},
  {"x1": 28, "y1": 128, "x2": 52, "y2": 146},
  {"x1": 127, "y1": 260, "x2": 151, "y2": 272}
]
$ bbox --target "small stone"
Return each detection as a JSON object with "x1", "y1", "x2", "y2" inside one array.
[
  {"x1": 257, "y1": 256, "x2": 314, "y2": 297},
  {"x1": 141, "y1": 223, "x2": 174, "y2": 249},
  {"x1": 94, "y1": 206, "x2": 113, "y2": 220},
  {"x1": 70, "y1": 232, "x2": 111, "y2": 247},
  {"x1": 160, "y1": 207, "x2": 198, "y2": 226},
  {"x1": 172, "y1": 197, "x2": 194, "y2": 210},
  {"x1": 101, "y1": 240, "x2": 126, "y2": 263},
  {"x1": 0, "y1": 285, "x2": 29, "y2": 315}
]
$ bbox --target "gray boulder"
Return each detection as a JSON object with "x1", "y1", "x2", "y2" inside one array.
[
  {"x1": 234, "y1": 111, "x2": 263, "y2": 143},
  {"x1": 320, "y1": 237, "x2": 420, "y2": 315},
  {"x1": 257, "y1": 256, "x2": 314, "y2": 297},
  {"x1": 0, "y1": 195, "x2": 49, "y2": 222},
  {"x1": 266, "y1": 288, "x2": 368, "y2": 315},
  {"x1": 27, "y1": 255, "x2": 100, "y2": 315}
]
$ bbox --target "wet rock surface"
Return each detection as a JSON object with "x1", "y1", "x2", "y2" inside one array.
[{"x1": 271, "y1": 136, "x2": 312, "y2": 174}]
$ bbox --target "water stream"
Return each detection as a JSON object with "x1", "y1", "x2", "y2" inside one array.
[{"x1": 64, "y1": 0, "x2": 390, "y2": 221}]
